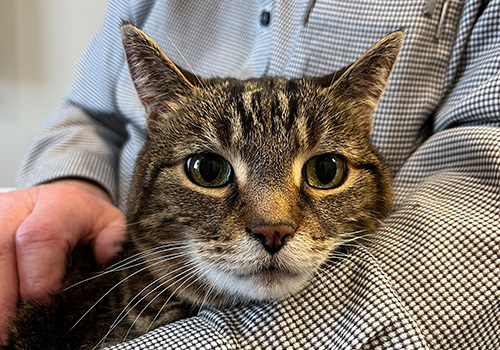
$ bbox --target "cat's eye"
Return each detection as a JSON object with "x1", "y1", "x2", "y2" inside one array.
[
  {"x1": 186, "y1": 153, "x2": 233, "y2": 188},
  {"x1": 304, "y1": 154, "x2": 347, "y2": 189}
]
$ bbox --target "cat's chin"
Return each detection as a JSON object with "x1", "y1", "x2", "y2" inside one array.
[{"x1": 206, "y1": 268, "x2": 313, "y2": 302}]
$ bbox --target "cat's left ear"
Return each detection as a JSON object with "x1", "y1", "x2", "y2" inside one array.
[
  {"x1": 320, "y1": 31, "x2": 403, "y2": 130},
  {"x1": 120, "y1": 23, "x2": 199, "y2": 123}
]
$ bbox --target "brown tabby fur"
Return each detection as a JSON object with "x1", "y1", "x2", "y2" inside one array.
[{"x1": 5, "y1": 25, "x2": 402, "y2": 349}]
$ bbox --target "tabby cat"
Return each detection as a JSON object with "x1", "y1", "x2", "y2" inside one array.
[{"x1": 6, "y1": 24, "x2": 402, "y2": 349}]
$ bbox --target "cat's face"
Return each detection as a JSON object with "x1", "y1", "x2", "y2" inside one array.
[{"x1": 122, "y1": 25, "x2": 401, "y2": 305}]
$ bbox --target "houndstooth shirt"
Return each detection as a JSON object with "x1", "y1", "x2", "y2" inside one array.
[{"x1": 18, "y1": 0, "x2": 500, "y2": 349}]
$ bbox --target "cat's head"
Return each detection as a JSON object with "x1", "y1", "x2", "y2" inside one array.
[{"x1": 121, "y1": 24, "x2": 402, "y2": 305}]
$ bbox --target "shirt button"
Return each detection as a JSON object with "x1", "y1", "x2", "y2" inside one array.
[{"x1": 260, "y1": 11, "x2": 271, "y2": 26}]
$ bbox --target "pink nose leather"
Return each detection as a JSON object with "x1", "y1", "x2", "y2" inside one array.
[{"x1": 251, "y1": 224, "x2": 295, "y2": 254}]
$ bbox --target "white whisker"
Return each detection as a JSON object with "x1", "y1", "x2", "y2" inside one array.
[
  {"x1": 144, "y1": 261, "x2": 216, "y2": 334},
  {"x1": 94, "y1": 260, "x2": 198, "y2": 349},
  {"x1": 70, "y1": 256, "x2": 184, "y2": 332},
  {"x1": 104, "y1": 242, "x2": 189, "y2": 271},
  {"x1": 62, "y1": 248, "x2": 189, "y2": 292},
  {"x1": 197, "y1": 267, "x2": 223, "y2": 313}
]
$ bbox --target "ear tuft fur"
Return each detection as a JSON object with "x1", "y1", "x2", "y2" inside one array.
[
  {"x1": 329, "y1": 31, "x2": 403, "y2": 109},
  {"x1": 317, "y1": 31, "x2": 403, "y2": 135}
]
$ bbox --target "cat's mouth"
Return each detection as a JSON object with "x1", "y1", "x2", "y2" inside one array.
[
  {"x1": 235, "y1": 265, "x2": 303, "y2": 286},
  {"x1": 203, "y1": 260, "x2": 313, "y2": 302}
]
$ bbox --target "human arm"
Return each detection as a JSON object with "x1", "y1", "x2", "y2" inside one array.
[{"x1": 0, "y1": 0, "x2": 140, "y2": 344}]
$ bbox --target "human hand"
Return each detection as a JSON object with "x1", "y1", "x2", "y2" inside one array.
[{"x1": 0, "y1": 180, "x2": 127, "y2": 345}]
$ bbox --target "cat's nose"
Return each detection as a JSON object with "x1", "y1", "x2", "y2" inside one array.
[{"x1": 250, "y1": 224, "x2": 295, "y2": 254}]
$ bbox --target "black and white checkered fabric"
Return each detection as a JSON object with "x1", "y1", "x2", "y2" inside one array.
[{"x1": 17, "y1": 0, "x2": 499, "y2": 349}]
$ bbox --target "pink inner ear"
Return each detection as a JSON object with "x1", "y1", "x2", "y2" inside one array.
[
  {"x1": 142, "y1": 96, "x2": 154, "y2": 108},
  {"x1": 141, "y1": 97, "x2": 159, "y2": 120},
  {"x1": 147, "y1": 110, "x2": 159, "y2": 121}
]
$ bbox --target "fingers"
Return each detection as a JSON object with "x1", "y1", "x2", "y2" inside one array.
[
  {"x1": 15, "y1": 213, "x2": 72, "y2": 300},
  {"x1": 53, "y1": 179, "x2": 128, "y2": 263},
  {"x1": 14, "y1": 186, "x2": 78, "y2": 299},
  {"x1": 91, "y1": 212, "x2": 127, "y2": 264},
  {"x1": 0, "y1": 192, "x2": 28, "y2": 345},
  {"x1": 14, "y1": 184, "x2": 126, "y2": 299}
]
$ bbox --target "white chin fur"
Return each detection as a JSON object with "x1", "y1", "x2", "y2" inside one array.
[{"x1": 205, "y1": 268, "x2": 312, "y2": 302}]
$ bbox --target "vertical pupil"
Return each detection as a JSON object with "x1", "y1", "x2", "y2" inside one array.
[
  {"x1": 199, "y1": 156, "x2": 221, "y2": 183},
  {"x1": 315, "y1": 156, "x2": 336, "y2": 184}
]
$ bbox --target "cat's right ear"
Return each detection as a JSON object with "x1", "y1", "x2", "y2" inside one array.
[
  {"x1": 120, "y1": 23, "x2": 198, "y2": 125},
  {"x1": 317, "y1": 31, "x2": 403, "y2": 136}
]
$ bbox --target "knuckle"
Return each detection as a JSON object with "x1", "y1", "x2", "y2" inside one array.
[
  {"x1": 15, "y1": 222, "x2": 71, "y2": 257},
  {"x1": 15, "y1": 223, "x2": 59, "y2": 246}
]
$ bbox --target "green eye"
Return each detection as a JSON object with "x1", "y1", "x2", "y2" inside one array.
[
  {"x1": 304, "y1": 154, "x2": 347, "y2": 189},
  {"x1": 186, "y1": 153, "x2": 233, "y2": 188}
]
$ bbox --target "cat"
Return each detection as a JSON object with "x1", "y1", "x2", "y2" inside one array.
[{"x1": 5, "y1": 24, "x2": 402, "y2": 349}]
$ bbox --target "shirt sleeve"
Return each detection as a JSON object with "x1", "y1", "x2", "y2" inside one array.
[{"x1": 16, "y1": 0, "x2": 135, "y2": 202}]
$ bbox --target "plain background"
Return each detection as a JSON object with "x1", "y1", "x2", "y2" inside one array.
[{"x1": 0, "y1": 0, "x2": 108, "y2": 187}]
